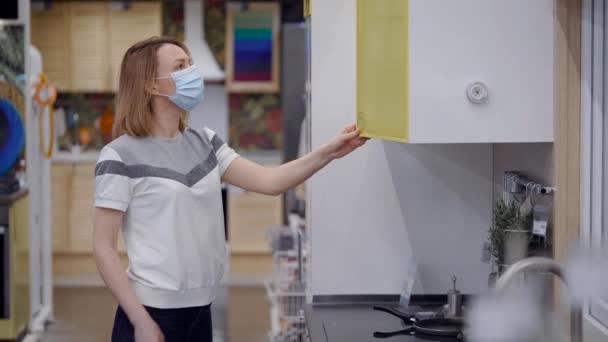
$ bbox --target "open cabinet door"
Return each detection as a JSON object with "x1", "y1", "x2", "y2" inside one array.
[
  {"x1": 356, "y1": 0, "x2": 409, "y2": 143},
  {"x1": 581, "y1": 0, "x2": 608, "y2": 340}
]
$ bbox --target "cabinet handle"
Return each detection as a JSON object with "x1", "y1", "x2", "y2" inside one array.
[{"x1": 466, "y1": 82, "x2": 489, "y2": 104}]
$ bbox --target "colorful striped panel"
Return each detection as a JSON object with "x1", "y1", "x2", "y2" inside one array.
[{"x1": 232, "y1": 9, "x2": 274, "y2": 82}]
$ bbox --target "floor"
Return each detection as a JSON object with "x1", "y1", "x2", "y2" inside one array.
[{"x1": 39, "y1": 285, "x2": 270, "y2": 342}]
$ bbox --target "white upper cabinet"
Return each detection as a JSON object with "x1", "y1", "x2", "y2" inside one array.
[{"x1": 357, "y1": 0, "x2": 555, "y2": 143}]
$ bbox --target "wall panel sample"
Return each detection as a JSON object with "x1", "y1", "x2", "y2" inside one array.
[{"x1": 226, "y1": 2, "x2": 281, "y2": 93}]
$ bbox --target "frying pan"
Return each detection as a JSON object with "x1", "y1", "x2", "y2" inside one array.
[
  {"x1": 0, "y1": 98, "x2": 25, "y2": 177},
  {"x1": 373, "y1": 305, "x2": 464, "y2": 339}
]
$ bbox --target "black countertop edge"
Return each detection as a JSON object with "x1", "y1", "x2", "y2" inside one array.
[
  {"x1": 312, "y1": 294, "x2": 473, "y2": 306},
  {"x1": 313, "y1": 294, "x2": 399, "y2": 305},
  {"x1": 0, "y1": 188, "x2": 29, "y2": 206}
]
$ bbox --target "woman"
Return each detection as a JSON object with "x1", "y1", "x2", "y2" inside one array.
[{"x1": 93, "y1": 36, "x2": 367, "y2": 342}]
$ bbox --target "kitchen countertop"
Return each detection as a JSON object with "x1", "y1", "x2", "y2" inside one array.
[
  {"x1": 52, "y1": 150, "x2": 100, "y2": 164},
  {"x1": 305, "y1": 296, "x2": 466, "y2": 342}
]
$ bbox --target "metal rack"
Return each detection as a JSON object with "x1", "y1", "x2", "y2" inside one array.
[
  {"x1": 265, "y1": 216, "x2": 309, "y2": 342},
  {"x1": 492, "y1": 171, "x2": 554, "y2": 276},
  {"x1": 503, "y1": 171, "x2": 555, "y2": 195}
]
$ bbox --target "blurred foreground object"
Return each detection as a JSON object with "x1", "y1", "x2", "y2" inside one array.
[{"x1": 471, "y1": 256, "x2": 588, "y2": 342}]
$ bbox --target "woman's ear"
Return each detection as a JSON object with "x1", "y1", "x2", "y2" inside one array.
[{"x1": 146, "y1": 81, "x2": 159, "y2": 96}]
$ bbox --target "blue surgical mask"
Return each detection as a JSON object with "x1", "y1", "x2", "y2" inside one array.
[{"x1": 155, "y1": 65, "x2": 204, "y2": 111}]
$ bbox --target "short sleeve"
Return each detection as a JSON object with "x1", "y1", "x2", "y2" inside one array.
[
  {"x1": 94, "y1": 146, "x2": 132, "y2": 212},
  {"x1": 203, "y1": 127, "x2": 240, "y2": 176}
]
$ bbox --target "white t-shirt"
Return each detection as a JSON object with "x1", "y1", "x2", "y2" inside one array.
[{"x1": 94, "y1": 127, "x2": 239, "y2": 308}]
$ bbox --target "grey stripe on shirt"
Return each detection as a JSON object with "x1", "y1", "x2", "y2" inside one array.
[
  {"x1": 211, "y1": 134, "x2": 225, "y2": 152},
  {"x1": 95, "y1": 152, "x2": 218, "y2": 187}
]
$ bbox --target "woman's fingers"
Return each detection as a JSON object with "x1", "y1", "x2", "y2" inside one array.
[
  {"x1": 337, "y1": 124, "x2": 369, "y2": 154},
  {"x1": 352, "y1": 137, "x2": 368, "y2": 148},
  {"x1": 342, "y1": 128, "x2": 360, "y2": 142},
  {"x1": 341, "y1": 123, "x2": 357, "y2": 134}
]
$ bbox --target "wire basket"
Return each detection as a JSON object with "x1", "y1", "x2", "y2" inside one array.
[
  {"x1": 266, "y1": 277, "x2": 307, "y2": 341},
  {"x1": 266, "y1": 222, "x2": 309, "y2": 342},
  {"x1": 266, "y1": 277, "x2": 306, "y2": 321},
  {"x1": 268, "y1": 325, "x2": 307, "y2": 342}
]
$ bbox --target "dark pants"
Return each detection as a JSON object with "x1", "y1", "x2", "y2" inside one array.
[{"x1": 111, "y1": 304, "x2": 213, "y2": 342}]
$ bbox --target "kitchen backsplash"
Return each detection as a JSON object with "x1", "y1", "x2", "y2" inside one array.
[{"x1": 54, "y1": 92, "x2": 115, "y2": 152}]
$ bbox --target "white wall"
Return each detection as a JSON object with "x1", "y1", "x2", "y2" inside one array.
[
  {"x1": 183, "y1": 0, "x2": 228, "y2": 139},
  {"x1": 311, "y1": 0, "x2": 493, "y2": 295},
  {"x1": 188, "y1": 84, "x2": 229, "y2": 140}
]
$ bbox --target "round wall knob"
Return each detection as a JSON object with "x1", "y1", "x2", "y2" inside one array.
[{"x1": 466, "y1": 82, "x2": 489, "y2": 104}]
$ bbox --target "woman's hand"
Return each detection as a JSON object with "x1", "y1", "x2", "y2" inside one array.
[
  {"x1": 135, "y1": 318, "x2": 165, "y2": 342},
  {"x1": 324, "y1": 123, "x2": 369, "y2": 160}
]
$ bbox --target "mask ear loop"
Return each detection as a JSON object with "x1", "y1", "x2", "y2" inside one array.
[{"x1": 153, "y1": 75, "x2": 173, "y2": 97}]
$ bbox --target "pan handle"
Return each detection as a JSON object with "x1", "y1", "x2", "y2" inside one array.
[
  {"x1": 372, "y1": 305, "x2": 414, "y2": 321},
  {"x1": 373, "y1": 328, "x2": 413, "y2": 338}
]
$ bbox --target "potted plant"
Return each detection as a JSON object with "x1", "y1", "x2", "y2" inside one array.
[{"x1": 488, "y1": 198, "x2": 533, "y2": 276}]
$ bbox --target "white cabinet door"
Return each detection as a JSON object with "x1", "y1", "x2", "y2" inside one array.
[
  {"x1": 581, "y1": 0, "x2": 608, "y2": 340},
  {"x1": 408, "y1": 0, "x2": 554, "y2": 143}
]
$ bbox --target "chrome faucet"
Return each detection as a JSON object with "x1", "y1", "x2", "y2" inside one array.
[{"x1": 494, "y1": 257, "x2": 582, "y2": 342}]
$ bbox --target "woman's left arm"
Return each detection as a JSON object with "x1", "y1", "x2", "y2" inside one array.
[{"x1": 222, "y1": 123, "x2": 368, "y2": 196}]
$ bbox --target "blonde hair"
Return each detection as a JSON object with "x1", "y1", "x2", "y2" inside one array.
[{"x1": 112, "y1": 36, "x2": 190, "y2": 139}]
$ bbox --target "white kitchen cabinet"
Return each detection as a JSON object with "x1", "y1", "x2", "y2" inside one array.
[{"x1": 357, "y1": 0, "x2": 554, "y2": 143}]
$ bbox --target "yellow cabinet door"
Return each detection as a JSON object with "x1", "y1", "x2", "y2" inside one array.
[
  {"x1": 66, "y1": 163, "x2": 128, "y2": 254},
  {"x1": 53, "y1": 163, "x2": 127, "y2": 255},
  {"x1": 31, "y1": 2, "x2": 71, "y2": 91},
  {"x1": 69, "y1": 2, "x2": 109, "y2": 92},
  {"x1": 356, "y1": 0, "x2": 409, "y2": 143},
  {"x1": 9, "y1": 195, "x2": 30, "y2": 339},
  {"x1": 68, "y1": 164, "x2": 95, "y2": 253},
  {"x1": 51, "y1": 164, "x2": 72, "y2": 253},
  {"x1": 108, "y1": 2, "x2": 162, "y2": 91}
]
